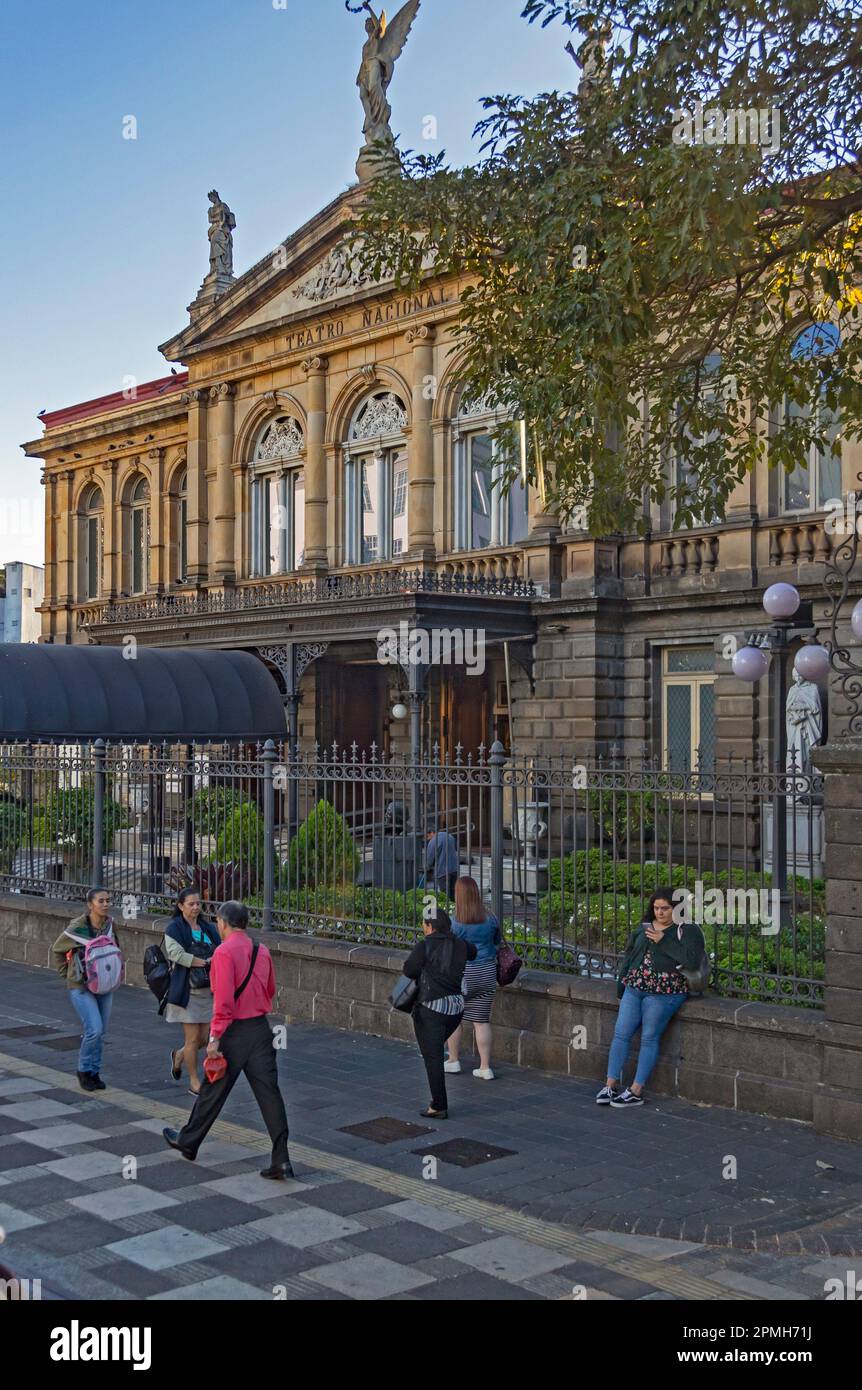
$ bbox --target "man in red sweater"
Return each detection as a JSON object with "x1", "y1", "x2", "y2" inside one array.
[{"x1": 163, "y1": 901, "x2": 293, "y2": 1179}]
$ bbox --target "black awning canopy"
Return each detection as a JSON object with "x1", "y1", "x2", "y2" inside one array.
[{"x1": 0, "y1": 645, "x2": 286, "y2": 742}]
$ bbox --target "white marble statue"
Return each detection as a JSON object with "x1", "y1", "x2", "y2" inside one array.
[
  {"x1": 786, "y1": 670, "x2": 823, "y2": 787},
  {"x1": 349, "y1": 1, "x2": 421, "y2": 178}
]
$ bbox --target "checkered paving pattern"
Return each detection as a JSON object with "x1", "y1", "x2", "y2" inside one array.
[{"x1": 1, "y1": 961, "x2": 861, "y2": 1300}]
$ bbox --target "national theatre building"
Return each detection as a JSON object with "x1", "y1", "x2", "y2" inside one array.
[{"x1": 21, "y1": 11, "x2": 862, "y2": 782}]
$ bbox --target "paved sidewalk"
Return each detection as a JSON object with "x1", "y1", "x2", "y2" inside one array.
[{"x1": 1, "y1": 962, "x2": 860, "y2": 1301}]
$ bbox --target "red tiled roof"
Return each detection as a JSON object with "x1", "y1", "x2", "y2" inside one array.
[{"x1": 39, "y1": 373, "x2": 189, "y2": 429}]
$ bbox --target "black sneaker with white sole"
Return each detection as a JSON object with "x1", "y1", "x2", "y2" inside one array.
[
  {"x1": 609, "y1": 1088, "x2": 644, "y2": 1107},
  {"x1": 595, "y1": 1085, "x2": 619, "y2": 1105}
]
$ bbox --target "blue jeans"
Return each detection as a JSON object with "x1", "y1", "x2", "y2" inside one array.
[
  {"x1": 607, "y1": 987, "x2": 686, "y2": 1090},
  {"x1": 70, "y1": 989, "x2": 113, "y2": 1074}
]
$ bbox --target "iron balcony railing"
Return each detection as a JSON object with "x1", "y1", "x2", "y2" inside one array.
[
  {"x1": 89, "y1": 568, "x2": 538, "y2": 625},
  {"x1": 0, "y1": 740, "x2": 824, "y2": 1007}
]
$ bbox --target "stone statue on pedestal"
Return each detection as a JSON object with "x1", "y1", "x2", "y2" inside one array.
[
  {"x1": 348, "y1": 0, "x2": 421, "y2": 182},
  {"x1": 786, "y1": 669, "x2": 823, "y2": 790},
  {"x1": 207, "y1": 190, "x2": 236, "y2": 281}
]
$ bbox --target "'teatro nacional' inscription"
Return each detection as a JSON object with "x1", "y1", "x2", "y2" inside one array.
[{"x1": 283, "y1": 288, "x2": 447, "y2": 352}]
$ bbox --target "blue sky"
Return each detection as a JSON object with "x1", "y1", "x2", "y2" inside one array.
[{"x1": 0, "y1": 0, "x2": 574, "y2": 568}]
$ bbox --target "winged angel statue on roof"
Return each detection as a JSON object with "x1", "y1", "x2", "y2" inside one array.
[{"x1": 347, "y1": 0, "x2": 421, "y2": 177}]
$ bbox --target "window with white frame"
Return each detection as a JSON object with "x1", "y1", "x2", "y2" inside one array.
[
  {"x1": 175, "y1": 468, "x2": 188, "y2": 584},
  {"x1": 673, "y1": 352, "x2": 723, "y2": 525},
  {"x1": 128, "y1": 475, "x2": 150, "y2": 595},
  {"x1": 662, "y1": 646, "x2": 715, "y2": 774},
  {"x1": 783, "y1": 323, "x2": 842, "y2": 513},
  {"x1": 80, "y1": 484, "x2": 103, "y2": 601},
  {"x1": 343, "y1": 391, "x2": 408, "y2": 565},
  {"x1": 453, "y1": 395, "x2": 528, "y2": 550},
  {"x1": 250, "y1": 415, "x2": 306, "y2": 576}
]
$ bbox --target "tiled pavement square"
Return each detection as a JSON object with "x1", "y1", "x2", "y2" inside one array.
[
  {"x1": 381, "y1": 1199, "x2": 472, "y2": 1232},
  {"x1": 0, "y1": 1079, "x2": 52, "y2": 1098},
  {"x1": 170, "y1": 1195, "x2": 264, "y2": 1234},
  {"x1": 41, "y1": 1150, "x2": 144, "y2": 1182},
  {"x1": 24, "y1": 1212, "x2": 123, "y2": 1255},
  {"x1": 297, "y1": 1180, "x2": 397, "y2": 1217},
  {"x1": 203, "y1": 1173, "x2": 311, "y2": 1204},
  {"x1": 97, "y1": 1259, "x2": 186, "y2": 1299},
  {"x1": 203, "y1": 1237, "x2": 322, "y2": 1285},
  {"x1": 149, "y1": 1275, "x2": 272, "y2": 1301},
  {"x1": 96, "y1": 1131, "x2": 178, "y2": 1157},
  {"x1": 248, "y1": 1207, "x2": 366, "y2": 1248},
  {"x1": 0, "y1": 1098, "x2": 79, "y2": 1122},
  {"x1": 449, "y1": 1235, "x2": 574, "y2": 1283},
  {"x1": 105, "y1": 1224, "x2": 228, "y2": 1271},
  {"x1": 303, "y1": 1252, "x2": 435, "y2": 1299},
  {"x1": 346, "y1": 1220, "x2": 471, "y2": 1265},
  {"x1": 0, "y1": 1173, "x2": 86, "y2": 1210},
  {"x1": 11, "y1": 1123, "x2": 106, "y2": 1150},
  {"x1": 0, "y1": 1200, "x2": 44, "y2": 1235},
  {"x1": 409, "y1": 1271, "x2": 544, "y2": 1300},
  {"x1": 69, "y1": 1185, "x2": 178, "y2": 1220}
]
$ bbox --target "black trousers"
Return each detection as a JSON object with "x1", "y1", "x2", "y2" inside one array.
[
  {"x1": 177, "y1": 1015, "x2": 289, "y2": 1164},
  {"x1": 413, "y1": 1005, "x2": 463, "y2": 1111}
]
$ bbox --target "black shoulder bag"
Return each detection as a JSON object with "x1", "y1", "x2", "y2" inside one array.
[{"x1": 234, "y1": 941, "x2": 260, "y2": 1000}]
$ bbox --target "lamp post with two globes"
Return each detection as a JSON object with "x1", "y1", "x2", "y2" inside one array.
[{"x1": 731, "y1": 583, "x2": 831, "y2": 929}]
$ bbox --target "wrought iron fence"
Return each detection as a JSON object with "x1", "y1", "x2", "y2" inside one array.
[{"x1": 0, "y1": 740, "x2": 824, "y2": 1007}]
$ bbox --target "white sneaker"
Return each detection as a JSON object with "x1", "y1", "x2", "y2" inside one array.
[
  {"x1": 472, "y1": 1067, "x2": 495, "y2": 1080},
  {"x1": 443, "y1": 1060, "x2": 461, "y2": 1074}
]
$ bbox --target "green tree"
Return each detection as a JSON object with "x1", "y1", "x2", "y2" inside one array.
[
  {"x1": 355, "y1": 1, "x2": 862, "y2": 533},
  {"x1": 286, "y1": 800, "x2": 360, "y2": 889}
]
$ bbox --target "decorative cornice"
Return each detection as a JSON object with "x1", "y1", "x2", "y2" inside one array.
[{"x1": 302, "y1": 356, "x2": 329, "y2": 375}]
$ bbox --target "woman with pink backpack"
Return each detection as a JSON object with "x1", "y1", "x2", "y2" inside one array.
[{"x1": 51, "y1": 887, "x2": 125, "y2": 1092}]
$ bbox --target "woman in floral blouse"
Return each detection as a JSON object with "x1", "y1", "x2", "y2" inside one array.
[{"x1": 597, "y1": 889, "x2": 705, "y2": 1108}]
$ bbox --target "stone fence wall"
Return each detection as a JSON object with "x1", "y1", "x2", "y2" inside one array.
[{"x1": 2, "y1": 893, "x2": 857, "y2": 1139}]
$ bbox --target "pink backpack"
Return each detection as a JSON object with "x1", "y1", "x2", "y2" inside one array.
[{"x1": 65, "y1": 922, "x2": 125, "y2": 995}]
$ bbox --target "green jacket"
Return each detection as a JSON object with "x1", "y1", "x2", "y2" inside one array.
[
  {"x1": 51, "y1": 913, "x2": 122, "y2": 990},
  {"x1": 616, "y1": 921, "x2": 705, "y2": 995}
]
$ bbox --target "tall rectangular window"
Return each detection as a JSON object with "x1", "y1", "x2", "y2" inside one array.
[
  {"x1": 784, "y1": 398, "x2": 842, "y2": 512},
  {"x1": 292, "y1": 472, "x2": 305, "y2": 570},
  {"x1": 470, "y1": 435, "x2": 494, "y2": 549},
  {"x1": 662, "y1": 646, "x2": 715, "y2": 773},
  {"x1": 131, "y1": 509, "x2": 146, "y2": 594},
  {"x1": 86, "y1": 516, "x2": 101, "y2": 600}
]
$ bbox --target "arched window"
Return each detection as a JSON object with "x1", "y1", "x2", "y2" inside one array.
[
  {"x1": 344, "y1": 391, "x2": 408, "y2": 564},
  {"x1": 175, "y1": 468, "x2": 188, "y2": 584},
  {"x1": 128, "y1": 475, "x2": 150, "y2": 595},
  {"x1": 453, "y1": 393, "x2": 528, "y2": 550},
  {"x1": 79, "y1": 484, "x2": 103, "y2": 601},
  {"x1": 783, "y1": 323, "x2": 842, "y2": 513},
  {"x1": 250, "y1": 415, "x2": 305, "y2": 576}
]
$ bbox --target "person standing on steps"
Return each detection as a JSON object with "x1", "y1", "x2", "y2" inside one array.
[
  {"x1": 403, "y1": 906, "x2": 476, "y2": 1119},
  {"x1": 162, "y1": 901, "x2": 293, "y2": 1179},
  {"x1": 446, "y1": 876, "x2": 501, "y2": 1081},
  {"x1": 163, "y1": 888, "x2": 220, "y2": 1097},
  {"x1": 52, "y1": 887, "x2": 124, "y2": 1093},
  {"x1": 597, "y1": 888, "x2": 705, "y2": 1109},
  {"x1": 424, "y1": 814, "x2": 460, "y2": 901}
]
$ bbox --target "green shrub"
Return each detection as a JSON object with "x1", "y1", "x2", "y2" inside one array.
[
  {"x1": 215, "y1": 802, "x2": 265, "y2": 873},
  {"x1": 34, "y1": 787, "x2": 129, "y2": 853},
  {"x1": 285, "y1": 800, "x2": 359, "y2": 889},
  {"x1": 191, "y1": 785, "x2": 248, "y2": 836}
]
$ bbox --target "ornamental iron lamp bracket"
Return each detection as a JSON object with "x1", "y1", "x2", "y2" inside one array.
[{"x1": 823, "y1": 474, "x2": 862, "y2": 738}]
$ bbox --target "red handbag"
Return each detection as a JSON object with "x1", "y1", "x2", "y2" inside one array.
[{"x1": 203, "y1": 1054, "x2": 227, "y2": 1084}]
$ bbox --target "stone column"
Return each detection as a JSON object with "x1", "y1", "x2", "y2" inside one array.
[
  {"x1": 811, "y1": 740, "x2": 862, "y2": 1140},
  {"x1": 182, "y1": 389, "x2": 208, "y2": 585},
  {"x1": 101, "y1": 461, "x2": 119, "y2": 599},
  {"x1": 302, "y1": 356, "x2": 328, "y2": 572},
  {"x1": 147, "y1": 448, "x2": 166, "y2": 592},
  {"x1": 406, "y1": 325, "x2": 436, "y2": 562},
  {"x1": 42, "y1": 472, "x2": 57, "y2": 638},
  {"x1": 56, "y1": 470, "x2": 75, "y2": 608},
  {"x1": 209, "y1": 382, "x2": 236, "y2": 584}
]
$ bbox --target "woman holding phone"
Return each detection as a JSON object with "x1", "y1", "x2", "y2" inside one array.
[
  {"x1": 163, "y1": 888, "x2": 220, "y2": 1096},
  {"x1": 598, "y1": 888, "x2": 705, "y2": 1108}
]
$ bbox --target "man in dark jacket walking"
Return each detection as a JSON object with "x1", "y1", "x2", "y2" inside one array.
[{"x1": 163, "y1": 901, "x2": 293, "y2": 1179}]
